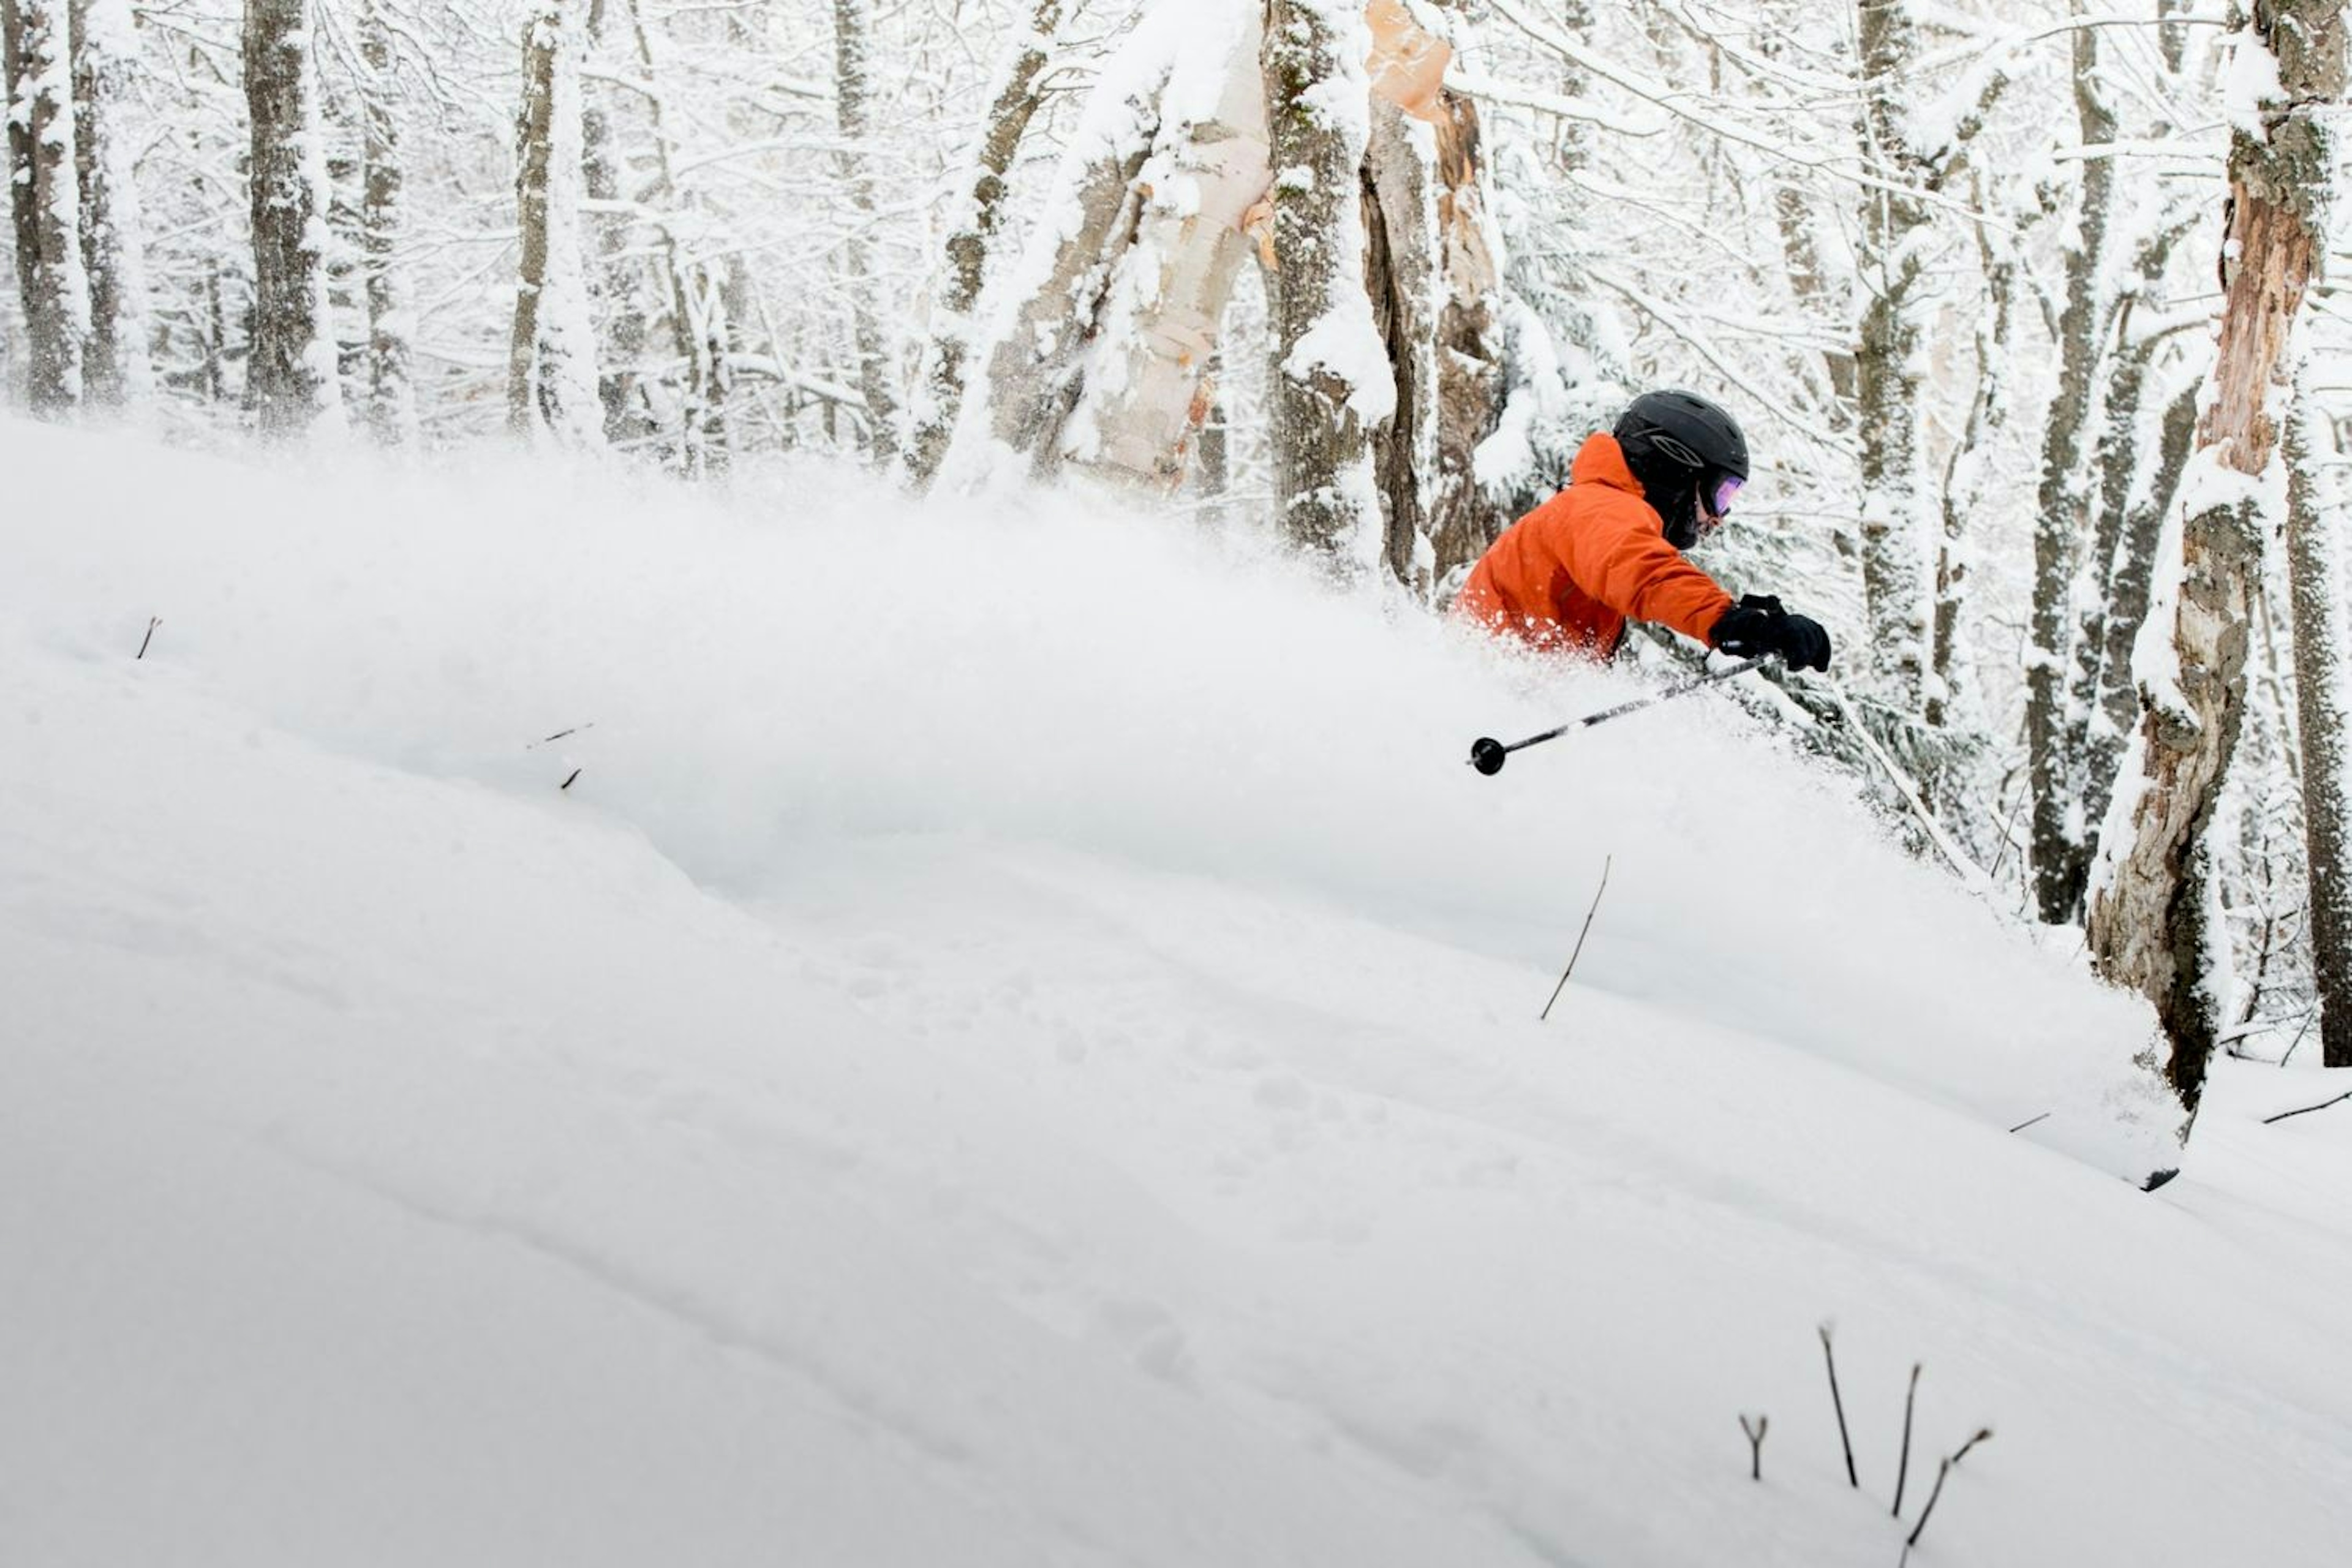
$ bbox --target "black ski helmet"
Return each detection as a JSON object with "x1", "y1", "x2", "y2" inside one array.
[{"x1": 1613, "y1": 390, "x2": 1750, "y2": 548}]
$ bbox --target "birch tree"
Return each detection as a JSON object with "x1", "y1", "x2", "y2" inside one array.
[
  {"x1": 245, "y1": 0, "x2": 343, "y2": 438},
  {"x1": 1264, "y1": 0, "x2": 1390, "y2": 565},
  {"x1": 2086, "y1": 0, "x2": 2345, "y2": 1112},
  {"x1": 974, "y1": 3, "x2": 1265, "y2": 492},
  {"x1": 508, "y1": 0, "x2": 600, "y2": 445}
]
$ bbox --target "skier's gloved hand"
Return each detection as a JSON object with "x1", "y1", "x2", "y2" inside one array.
[{"x1": 1709, "y1": 593, "x2": 1833, "y2": 673}]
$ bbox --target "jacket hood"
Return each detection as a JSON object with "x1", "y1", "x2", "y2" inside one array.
[{"x1": 1570, "y1": 432, "x2": 1651, "y2": 500}]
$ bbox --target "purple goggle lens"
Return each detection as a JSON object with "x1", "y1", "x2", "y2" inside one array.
[{"x1": 1707, "y1": 474, "x2": 1744, "y2": 518}]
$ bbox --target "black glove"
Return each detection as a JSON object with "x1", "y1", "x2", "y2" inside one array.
[{"x1": 1709, "y1": 594, "x2": 1833, "y2": 673}]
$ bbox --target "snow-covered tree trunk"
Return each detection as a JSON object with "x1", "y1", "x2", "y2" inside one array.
[
  {"x1": 2086, "y1": 0, "x2": 2343, "y2": 1113},
  {"x1": 832, "y1": 0, "x2": 896, "y2": 463},
  {"x1": 68, "y1": 0, "x2": 147, "y2": 409},
  {"x1": 1419, "y1": 92, "x2": 1506, "y2": 582},
  {"x1": 970, "y1": 3, "x2": 1266, "y2": 494},
  {"x1": 2071, "y1": 219, "x2": 2199, "y2": 868},
  {"x1": 581, "y1": 0, "x2": 653, "y2": 447},
  {"x1": 622, "y1": 1, "x2": 729, "y2": 475},
  {"x1": 905, "y1": 0, "x2": 1065, "y2": 490},
  {"x1": 2283, "y1": 374, "x2": 2352, "y2": 1067},
  {"x1": 1929, "y1": 191, "x2": 2016, "y2": 731},
  {"x1": 1057, "y1": 5, "x2": 1268, "y2": 490},
  {"x1": 1264, "y1": 0, "x2": 1390, "y2": 566},
  {"x1": 9, "y1": 0, "x2": 85, "y2": 412},
  {"x1": 356, "y1": 1, "x2": 415, "y2": 445},
  {"x1": 1851, "y1": 0, "x2": 1930, "y2": 703},
  {"x1": 2085, "y1": 376, "x2": 2200, "y2": 840},
  {"x1": 1361, "y1": 0, "x2": 1502, "y2": 594},
  {"x1": 508, "y1": 0, "x2": 599, "y2": 445},
  {"x1": 4, "y1": 0, "x2": 29, "y2": 342},
  {"x1": 245, "y1": 0, "x2": 343, "y2": 439},
  {"x1": 978, "y1": 50, "x2": 1161, "y2": 471},
  {"x1": 2026, "y1": 26, "x2": 2119, "y2": 925}
]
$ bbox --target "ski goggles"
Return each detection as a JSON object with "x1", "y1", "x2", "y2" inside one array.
[{"x1": 1705, "y1": 473, "x2": 1744, "y2": 519}]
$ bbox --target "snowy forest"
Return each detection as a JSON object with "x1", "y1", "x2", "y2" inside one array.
[
  {"x1": 7, "y1": 0, "x2": 2347, "y2": 1107},
  {"x1": 7, "y1": 2, "x2": 2352, "y2": 1562}
]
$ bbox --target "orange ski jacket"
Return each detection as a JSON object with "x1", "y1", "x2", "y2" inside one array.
[{"x1": 1455, "y1": 432, "x2": 1735, "y2": 658}]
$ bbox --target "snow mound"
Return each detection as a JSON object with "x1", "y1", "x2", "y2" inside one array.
[{"x1": 4, "y1": 420, "x2": 2350, "y2": 1566}]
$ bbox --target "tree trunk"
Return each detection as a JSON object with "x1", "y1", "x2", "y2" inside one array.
[
  {"x1": 358, "y1": 1, "x2": 417, "y2": 445},
  {"x1": 4, "y1": 0, "x2": 31, "y2": 322},
  {"x1": 2284, "y1": 375, "x2": 2352, "y2": 1067},
  {"x1": 10, "y1": 0, "x2": 85, "y2": 412},
  {"x1": 2025, "y1": 25, "x2": 2118, "y2": 924},
  {"x1": 69, "y1": 0, "x2": 147, "y2": 408},
  {"x1": 832, "y1": 0, "x2": 897, "y2": 462},
  {"x1": 1056, "y1": 7, "x2": 1268, "y2": 491},
  {"x1": 2070, "y1": 223, "x2": 2198, "y2": 866},
  {"x1": 246, "y1": 0, "x2": 342, "y2": 438},
  {"x1": 2086, "y1": 0, "x2": 2343, "y2": 1114},
  {"x1": 2084, "y1": 374, "x2": 2200, "y2": 849},
  {"x1": 1363, "y1": 27, "x2": 1504, "y2": 595},
  {"x1": 1419, "y1": 91, "x2": 1506, "y2": 585},
  {"x1": 905, "y1": 0, "x2": 1065, "y2": 489},
  {"x1": 1852, "y1": 0, "x2": 1930, "y2": 703},
  {"x1": 1929, "y1": 179, "x2": 2018, "y2": 732},
  {"x1": 1264, "y1": 0, "x2": 1389, "y2": 565},
  {"x1": 979, "y1": 60, "x2": 1161, "y2": 470},
  {"x1": 582, "y1": 0, "x2": 655, "y2": 447},
  {"x1": 508, "y1": 0, "x2": 600, "y2": 444}
]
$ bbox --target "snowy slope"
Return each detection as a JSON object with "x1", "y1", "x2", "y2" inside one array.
[{"x1": 4, "y1": 419, "x2": 2351, "y2": 1566}]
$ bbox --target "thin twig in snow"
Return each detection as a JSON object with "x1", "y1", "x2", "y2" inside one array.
[
  {"x1": 136, "y1": 617, "x2": 162, "y2": 660},
  {"x1": 1820, "y1": 1324, "x2": 1858, "y2": 1487},
  {"x1": 1540, "y1": 856, "x2": 1611, "y2": 1023},
  {"x1": 1893, "y1": 1364, "x2": 1921, "y2": 1517},
  {"x1": 2007, "y1": 1112, "x2": 2052, "y2": 1133},
  {"x1": 2261, "y1": 1090, "x2": 2352, "y2": 1126}
]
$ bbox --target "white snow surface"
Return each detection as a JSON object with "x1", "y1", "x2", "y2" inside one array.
[{"x1": 5, "y1": 420, "x2": 2352, "y2": 1566}]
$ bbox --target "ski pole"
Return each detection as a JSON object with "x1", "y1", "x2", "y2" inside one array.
[{"x1": 1468, "y1": 657, "x2": 1770, "y2": 775}]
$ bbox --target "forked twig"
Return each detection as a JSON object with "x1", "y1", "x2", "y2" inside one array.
[{"x1": 1738, "y1": 1413, "x2": 1768, "y2": 1481}]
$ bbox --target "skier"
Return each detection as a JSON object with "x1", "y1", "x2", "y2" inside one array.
[{"x1": 1454, "y1": 390, "x2": 1833, "y2": 671}]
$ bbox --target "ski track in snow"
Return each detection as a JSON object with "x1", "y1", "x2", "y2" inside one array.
[{"x1": 4, "y1": 419, "x2": 2352, "y2": 1566}]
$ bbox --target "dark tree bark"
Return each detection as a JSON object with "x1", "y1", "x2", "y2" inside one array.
[
  {"x1": 2026, "y1": 28, "x2": 2118, "y2": 924},
  {"x1": 2283, "y1": 385, "x2": 2352, "y2": 1066}
]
